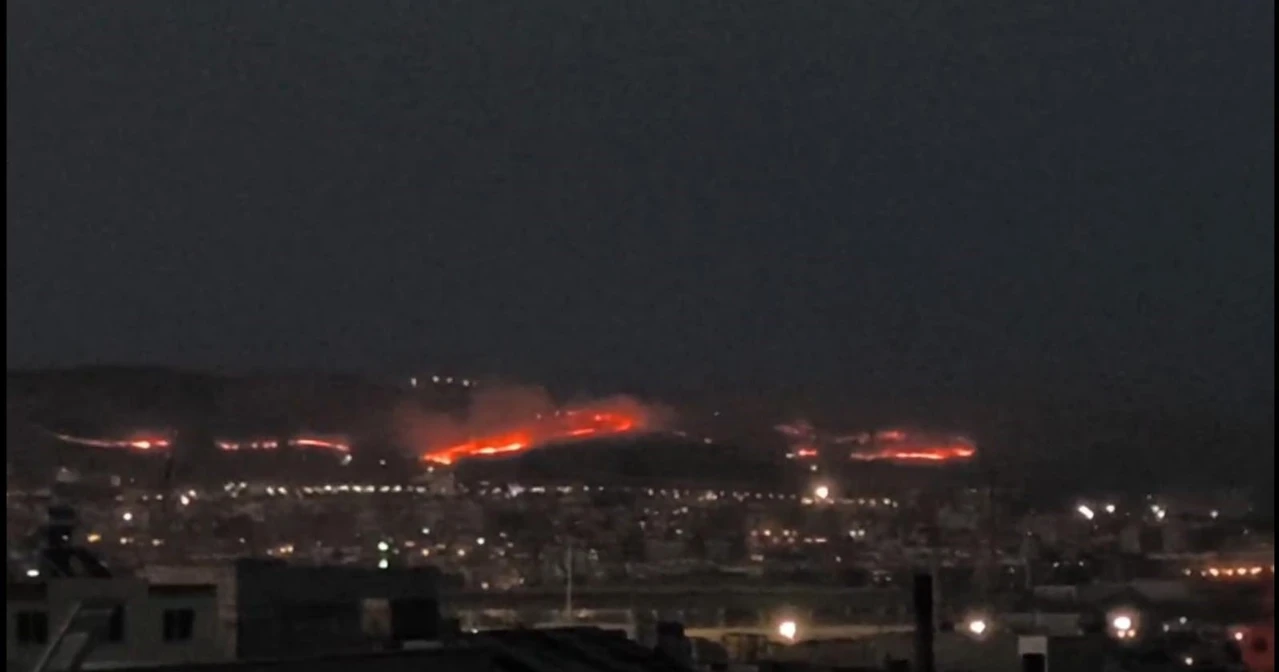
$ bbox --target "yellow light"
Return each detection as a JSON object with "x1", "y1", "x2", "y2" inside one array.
[{"x1": 1111, "y1": 614, "x2": 1134, "y2": 632}]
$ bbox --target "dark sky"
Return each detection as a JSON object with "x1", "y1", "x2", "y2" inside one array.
[{"x1": 7, "y1": 1, "x2": 1274, "y2": 409}]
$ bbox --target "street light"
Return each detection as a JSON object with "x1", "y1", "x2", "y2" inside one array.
[
  {"x1": 1109, "y1": 611, "x2": 1139, "y2": 640},
  {"x1": 967, "y1": 618, "x2": 988, "y2": 637},
  {"x1": 777, "y1": 620, "x2": 798, "y2": 642}
]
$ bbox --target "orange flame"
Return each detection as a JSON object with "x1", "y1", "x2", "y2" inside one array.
[
  {"x1": 849, "y1": 437, "x2": 976, "y2": 464},
  {"x1": 849, "y1": 443, "x2": 977, "y2": 463},
  {"x1": 47, "y1": 428, "x2": 349, "y2": 455},
  {"x1": 420, "y1": 408, "x2": 645, "y2": 465},
  {"x1": 777, "y1": 422, "x2": 976, "y2": 465}
]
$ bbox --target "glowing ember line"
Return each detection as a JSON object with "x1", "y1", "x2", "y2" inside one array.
[
  {"x1": 420, "y1": 409, "x2": 646, "y2": 465},
  {"x1": 45, "y1": 428, "x2": 349, "y2": 455},
  {"x1": 776, "y1": 422, "x2": 976, "y2": 465}
]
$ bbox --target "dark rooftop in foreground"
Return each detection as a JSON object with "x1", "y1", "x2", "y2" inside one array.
[{"x1": 104, "y1": 627, "x2": 693, "y2": 672}]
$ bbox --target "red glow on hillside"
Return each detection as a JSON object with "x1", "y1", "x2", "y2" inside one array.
[
  {"x1": 777, "y1": 421, "x2": 976, "y2": 465},
  {"x1": 47, "y1": 429, "x2": 350, "y2": 455},
  {"x1": 849, "y1": 442, "x2": 976, "y2": 463},
  {"x1": 851, "y1": 429, "x2": 976, "y2": 464},
  {"x1": 420, "y1": 408, "x2": 645, "y2": 465},
  {"x1": 48, "y1": 431, "x2": 174, "y2": 452}
]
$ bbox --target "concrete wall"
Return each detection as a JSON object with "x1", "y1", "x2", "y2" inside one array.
[
  {"x1": 146, "y1": 560, "x2": 444, "y2": 660},
  {"x1": 233, "y1": 560, "x2": 441, "y2": 660},
  {"x1": 6, "y1": 578, "x2": 223, "y2": 671}
]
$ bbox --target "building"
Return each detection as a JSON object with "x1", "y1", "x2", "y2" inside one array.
[
  {"x1": 143, "y1": 558, "x2": 443, "y2": 660},
  {"x1": 105, "y1": 627, "x2": 697, "y2": 672},
  {"x1": 6, "y1": 576, "x2": 223, "y2": 671}
]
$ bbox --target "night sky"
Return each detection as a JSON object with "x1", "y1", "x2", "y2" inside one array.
[{"x1": 7, "y1": 1, "x2": 1274, "y2": 411}]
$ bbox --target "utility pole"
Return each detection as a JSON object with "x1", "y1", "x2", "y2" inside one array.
[{"x1": 563, "y1": 538, "x2": 574, "y2": 622}]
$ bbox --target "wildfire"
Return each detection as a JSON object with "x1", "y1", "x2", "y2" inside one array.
[
  {"x1": 217, "y1": 436, "x2": 351, "y2": 453},
  {"x1": 420, "y1": 408, "x2": 643, "y2": 465},
  {"x1": 47, "y1": 430, "x2": 174, "y2": 452},
  {"x1": 777, "y1": 422, "x2": 976, "y2": 465},
  {"x1": 46, "y1": 428, "x2": 350, "y2": 455},
  {"x1": 848, "y1": 442, "x2": 977, "y2": 463},
  {"x1": 850, "y1": 430, "x2": 976, "y2": 464}
]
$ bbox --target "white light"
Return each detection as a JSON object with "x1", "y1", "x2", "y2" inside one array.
[
  {"x1": 813, "y1": 485, "x2": 830, "y2": 500},
  {"x1": 1112, "y1": 615, "x2": 1133, "y2": 632},
  {"x1": 26, "y1": 569, "x2": 40, "y2": 578},
  {"x1": 777, "y1": 620, "x2": 798, "y2": 641},
  {"x1": 122, "y1": 512, "x2": 133, "y2": 522},
  {"x1": 1077, "y1": 505, "x2": 1096, "y2": 520},
  {"x1": 967, "y1": 619, "x2": 988, "y2": 636},
  {"x1": 179, "y1": 495, "x2": 191, "y2": 506},
  {"x1": 1104, "y1": 504, "x2": 1116, "y2": 514},
  {"x1": 1184, "y1": 657, "x2": 1194, "y2": 666},
  {"x1": 1234, "y1": 631, "x2": 1245, "y2": 642},
  {"x1": 422, "y1": 527, "x2": 431, "y2": 535},
  {"x1": 477, "y1": 537, "x2": 486, "y2": 546},
  {"x1": 378, "y1": 558, "x2": 389, "y2": 569},
  {"x1": 1210, "y1": 510, "x2": 1219, "y2": 519},
  {"x1": 377, "y1": 541, "x2": 390, "y2": 552}
]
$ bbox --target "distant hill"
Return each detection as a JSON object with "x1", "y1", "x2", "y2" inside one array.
[
  {"x1": 6, "y1": 367, "x2": 1272, "y2": 508},
  {"x1": 5, "y1": 366, "x2": 462, "y2": 466},
  {"x1": 452, "y1": 433, "x2": 793, "y2": 490}
]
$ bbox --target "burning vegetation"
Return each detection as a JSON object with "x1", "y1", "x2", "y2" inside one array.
[
  {"x1": 44, "y1": 429, "x2": 351, "y2": 454},
  {"x1": 396, "y1": 384, "x2": 666, "y2": 465},
  {"x1": 776, "y1": 422, "x2": 976, "y2": 465}
]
